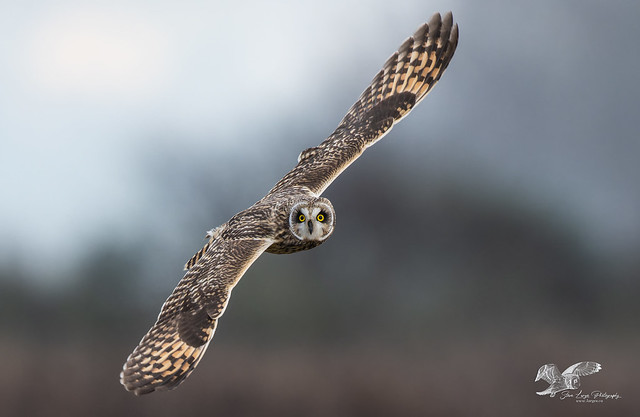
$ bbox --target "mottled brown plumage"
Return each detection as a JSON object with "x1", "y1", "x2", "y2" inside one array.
[{"x1": 121, "y1": 11, "x2": 458, "y2": 395}]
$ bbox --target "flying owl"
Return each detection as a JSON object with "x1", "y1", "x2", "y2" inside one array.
[
  {"x1": 121, "y1": 11, "x2": 459, "y2": 395},
  {"x1": 535, "y1": 362, "x2": 602, "y2": 397}
]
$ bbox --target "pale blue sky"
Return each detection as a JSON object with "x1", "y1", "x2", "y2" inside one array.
[{"x1": 1, "y1": 0, "x2": 639, "y2": 281}]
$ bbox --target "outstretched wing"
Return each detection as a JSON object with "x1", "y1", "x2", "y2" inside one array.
[
  {"x1": 562, "y1": 361, "x2": 602, "y2": 376},
  {"x1": 120, "y1": 237, "x2": 273, "y2": 395},
  {"x1": 268, "y1": 11, "x2": 458, "y2": 197},
  {"x1": 535, "y1": 364, "x2": 563, "y2": 384}
]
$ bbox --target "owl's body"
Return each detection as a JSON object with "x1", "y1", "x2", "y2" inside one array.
[
  {"x1": 187, "y1": 188, "x2": 334, "y2": 259},
  {"x1": 122, "y1": 12, "x2": 458, "y2": 395}
]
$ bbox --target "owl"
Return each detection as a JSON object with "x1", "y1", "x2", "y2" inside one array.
[
  {"x1": 535, "y1": 362, "x2": 602, "y2": 397},
  {"x1": 121, "y1": 11, "x2": 458, "y2": 395}
]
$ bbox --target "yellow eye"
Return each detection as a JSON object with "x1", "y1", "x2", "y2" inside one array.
[
  {"x1": 298, "y1": 214, "x2": 305, "y2": 222},
  {"x1": 317, "y1": 214, "x2": 324, "y2": 222}
]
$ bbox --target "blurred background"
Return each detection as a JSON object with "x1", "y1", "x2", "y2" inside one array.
[{"x1": 1, "y1": 0, "x2": 638, "y2": 416}]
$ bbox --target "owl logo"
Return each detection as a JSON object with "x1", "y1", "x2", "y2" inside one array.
[{"x1": 535, "y1": 362, "x2": 602, "y2": 397}]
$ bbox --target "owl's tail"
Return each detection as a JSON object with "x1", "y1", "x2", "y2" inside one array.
[{"x1": 120, "y1": 316, "x2": 217, "y2": 395}]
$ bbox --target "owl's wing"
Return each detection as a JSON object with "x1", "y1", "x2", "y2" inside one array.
[
  {"x1": 535, "y1": 364, "x2": 563, "y2": 384},
  {"x1": 120, "y1": 236, "x2": 273, "y2": 395},
  {"x1": 562, "y1": 361, "x2": 602, "y2": 376},
  {"x1": 267, "y1": 12, "x2": 458, "y2": 197}
]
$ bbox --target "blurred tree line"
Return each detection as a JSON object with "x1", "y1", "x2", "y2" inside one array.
[{"x1": 1, "y1": 143, "x2": 637, "y2": 344}]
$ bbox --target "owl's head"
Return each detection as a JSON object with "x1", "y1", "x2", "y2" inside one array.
[
  {"x1": 565, "y1": 375, "x2": 581, "y2": 390},
  {"x1": 289, "y1": 198, "x2": 335, "y2": 241}
]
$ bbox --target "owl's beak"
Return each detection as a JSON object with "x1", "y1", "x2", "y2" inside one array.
[{"x1": 307, "y1": 220, "x2": 313, "y2": 234}]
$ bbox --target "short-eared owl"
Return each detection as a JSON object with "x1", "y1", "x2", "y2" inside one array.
[{"x1": 121, "y1": 11, "x2": 458, "y2": 395}]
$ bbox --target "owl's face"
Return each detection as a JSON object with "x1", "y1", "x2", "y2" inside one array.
[
  {"x1": 289, "y1": 199, "x2": 335, "y2": 242},
  {"x1": 565, "y1": 375, "x2": 581, "y2": 389}
]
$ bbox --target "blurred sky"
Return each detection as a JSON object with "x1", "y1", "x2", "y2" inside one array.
[{"x1": 1, "y1": 0, "x2": 639, "y2": 282}]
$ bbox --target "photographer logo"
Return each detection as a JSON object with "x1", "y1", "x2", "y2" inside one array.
[{"x1": 534, "y1": 362, "x2": 621, "y2": 402}]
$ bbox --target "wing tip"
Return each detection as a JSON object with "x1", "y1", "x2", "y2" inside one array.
[
  {"x1": 427, "y1": 12, "x2": 442, "y2": 33},
  {"x1": 586, "y1": 361, "x2": 603, "y2": 375},
  {"x1": 120, "y1": 300, "x2": 224, "y2": 396},
  {"x1": 353, "y1": 10, "x2": 458, "y2": 119},
  {"x1": 120, "y1": 354, "x2": 199, "y2": 396},
  {"x1": 442, "y1": 11, "x2": 453, "y2": 30}
]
